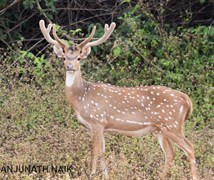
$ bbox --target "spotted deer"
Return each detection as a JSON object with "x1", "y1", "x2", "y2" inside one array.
[{"x1": 39, "y1": 20, "x2": 197, "y2": 180}]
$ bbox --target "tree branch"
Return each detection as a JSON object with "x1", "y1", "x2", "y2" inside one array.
[{"x1": 0, "y1": 0, "x2": 21, "y2": 15}]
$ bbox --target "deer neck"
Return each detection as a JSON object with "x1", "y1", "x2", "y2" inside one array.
[{"x1": 65, "y1": 69, "x2": 88, "y2": 108}]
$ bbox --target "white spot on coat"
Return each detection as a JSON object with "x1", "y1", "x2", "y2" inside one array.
[{"x1": 180, "y1": 105, "x2": 184, "y2": 114}]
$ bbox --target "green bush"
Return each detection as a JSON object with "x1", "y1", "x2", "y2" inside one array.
[
  {"x1": 0, "y1": 3, "x2": 213, "y2": 179},
  {"x1": 83, "y1": 5, "x2": 213, "y2": 131}
]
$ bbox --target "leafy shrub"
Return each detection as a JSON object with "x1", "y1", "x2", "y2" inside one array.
[
  {"x1": 82, "y1": 4, "x2": 213, "y2": 131},
  {"x1": 0, "y1": 3, "x2": 213, "y2": 179}
]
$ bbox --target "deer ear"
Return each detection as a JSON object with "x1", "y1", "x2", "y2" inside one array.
[
  {"x1": 80, "y1": 46, "x2": 91, "y2": 59},
  {"x1": 53, "y1": 45, "x2": 64, "y2": 58}
]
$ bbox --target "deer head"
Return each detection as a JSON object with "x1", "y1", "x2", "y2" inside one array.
[{"x1": 39, "y1": 20, "x2": 116, "y2": 73}]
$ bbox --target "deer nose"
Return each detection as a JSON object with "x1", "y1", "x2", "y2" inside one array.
[{"x1": 66, "y1": 63, "x2": 73, "y2": 70}]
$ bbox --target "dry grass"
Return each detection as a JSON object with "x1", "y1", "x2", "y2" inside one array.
[{"x1": 0, "y1": 64, "x2": 213, "y2": 180}]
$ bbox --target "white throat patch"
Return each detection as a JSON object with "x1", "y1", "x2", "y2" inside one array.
[{"x1": 66, "y1": 71, "x2": 75, "y2": 87}]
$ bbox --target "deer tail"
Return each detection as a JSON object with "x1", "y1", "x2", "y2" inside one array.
[{"x1": 185, "y1": 95, "x2": 193, "y2": 121}]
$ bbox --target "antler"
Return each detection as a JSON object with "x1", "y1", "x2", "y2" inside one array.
[
  {"x1": 77, "y1": 26, "x2": 96, "y2": 49},
  {"x1": 85, "y1": 22, "x2": 116, "y2": 47},
  {"x1": 39, "y1": 20, "x2": 58, "y2": 45},
  {"x1": 39, "y1": 20, "x2": 116, "y2": 58},
  {"x1": 39, "y1": 20, "x2": 68, "y2": 57},
  {"x1": 52, "y1": 24, "x2": 68, "y2": 49},
  {"x1": 77, "y1": 22, "x2": 116, "y2": 58}
]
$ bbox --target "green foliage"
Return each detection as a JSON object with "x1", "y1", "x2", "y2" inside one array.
[
  {"x1": 0, "y1": 0, "x2": 7, "y2": 7},
  {"x1": 44, "y1": 0, "x2": 57, "y2": 13},
  {"x1": 122, "y1": 0, "x2": 131, "y2": 3},
  {"x1": 113, "y1": 46, "x2": 122, "y2": 57},
  {"x1": 23, "y1": 0, "x2": 35, "y2": 9},
  {"x1": 23, "y1": 0, "x2": 57, "y2": 11},
  {"x1": 20, "y1": 50, "x2": 49, "y2": 78},
  {"x1": 86, "y1": 23, "x2": 106, "y2": 54},
  {"x1": 200, "y1": 0, "x2": 206, "y2": 3},
  {"x1": 0, "y1": 3, "x2": 213, "y2": 179},
  {"x1": 70, "y1": 28, "x2": 82, "y2": 36},
  {"x1": 0, "y1": 0, "x2": 58, "y2": 45},
  {"x1": 83, "y1": 4, "x2": 213, "y2": 131}
]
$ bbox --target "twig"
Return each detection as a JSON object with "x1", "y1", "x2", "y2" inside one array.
[
  {"x1": 0, "y1": 12, "x2": 36, "y2": 41},
  {"x1": 127, "y1": 41, "x2": 165, "y2": 73},
  {"x1": 44, "y1": 7, "x2": 115, "y2": 12},
  {"x1": 0, "y1": 39, "x2": 12, "y2": 50},
  {"x1": 0, "y1": 0, "x2": 21, "y2": 15},
  {"x1": 63, "y1": 12, "x2": 118, "y2": 28},
  {"x1": 35, "y1": 0, "x2": 52, "y2": 24},
  {"x1": 1, "y1": 38, "x2": 44, "y2": 75}
]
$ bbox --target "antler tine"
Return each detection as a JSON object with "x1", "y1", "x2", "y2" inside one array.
[
  {"x1": 86, "y1": 22, "x2": 116, "y2": 47},
  {"x1": 77, "y1": 26, "x2": 96, "y2": 49},
  {"x1": 39, "y1": 20, "x2": 57, "y2": 45},
  {"x1": 52, "y1": 24, "x2": 68, "y2": 49}
]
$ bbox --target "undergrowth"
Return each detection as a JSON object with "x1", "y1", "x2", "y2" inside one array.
[{"x1": 0, "y1": 4, "x2": 213, "y2": 179}]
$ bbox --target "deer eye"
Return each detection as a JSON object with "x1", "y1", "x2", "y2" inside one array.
[{"x1": 77, "y1": 57, "x2": 81, "y2": 61}]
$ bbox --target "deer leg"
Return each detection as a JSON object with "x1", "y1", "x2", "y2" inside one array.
[
  {"x1": 157, "y1": 133, "x2": 176, "y2": 180},
  {"x1": 100, "y1": 136, "x2": 109, "y2": 179},
  {"x1": 164, "y1": 131, "x2": 197, "y2": 180},
  {"x1": 182, "y1": 137, "x2": 197, "y2": 180},
  {"x1": 91, "y1": 126, "x2": 108, "y2": 179}
]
